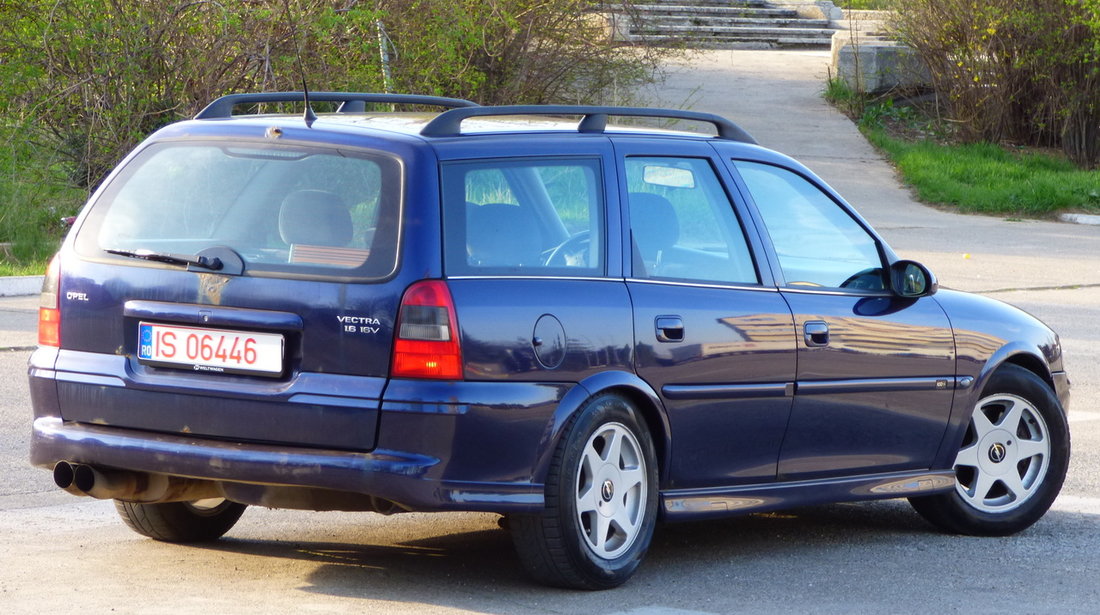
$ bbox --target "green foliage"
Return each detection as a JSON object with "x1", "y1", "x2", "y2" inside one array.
[
  {"x1": 0, "y1": 254, "x2": 51, "y2": 276},
  {"x1": 865, "y1": 127, "x2": 1100, "y2": 215},
  {"x1": 375, "y1": 1, "x2": 664, "y2": 105},
  {"x1": 841, "y1": 0, "x2": 898, "y2": 9},
  {"x1": 0, "y1": 121, "x2": 84, "y2": 266},
  {"x1": 859, "y1": 99, "x2": 919, "y2": 130},
  {"x1": 824, "y1": 77, "x2": 867, "y2": 118},
  {"x1": 893, "y1": 0, "x2": 1100, "y2": 167},
  {"x1": 0, "y1": 0, "x2": 669, "y2": 260}
]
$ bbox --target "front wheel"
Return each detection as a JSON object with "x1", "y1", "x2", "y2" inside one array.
[
  {"x1": 909, "y1": 364, "x2": 1069, "y2": 536},
  {"x1": 115, "y1": 498, "x2": 247, "y2": 543},
  {"x1": 510, "y1": 393, "x2": 659, "y2": 589}
]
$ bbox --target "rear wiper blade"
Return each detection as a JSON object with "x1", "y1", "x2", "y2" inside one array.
[{"x1": 106, "y1": 248, "x2": 223, "y2": 271}]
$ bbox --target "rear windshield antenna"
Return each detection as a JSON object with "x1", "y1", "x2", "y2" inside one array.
[
  {"x1": 284, "y1": 0, "x2": 317, "y2": 127},
  {"x1": 299, "y1": 66, "x2": 317, "y2": 128}
]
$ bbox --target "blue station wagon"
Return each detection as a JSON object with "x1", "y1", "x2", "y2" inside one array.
[{"x1": 29, "y1": 93, "x2": 1070, "y2": 589}]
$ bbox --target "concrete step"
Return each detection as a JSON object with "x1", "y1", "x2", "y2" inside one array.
[
  {"x1": 629, "y1": 0, "x2": 772, "y2": 6},
  {"x1": 633, "y1": 16, "x2": 831, "y2": 29},
  {"x1": 614, "y1": 0, "x2": 838, "y2": 50},
  {"x1": 628, "y1": 3, "x2": 791, "y2": 18},
  {"x1": 632, "y1": 25, "x2": 836, "y2": 38},
  {"x1": 634, "y1": 32, "x2": 837, "y2": 48}
]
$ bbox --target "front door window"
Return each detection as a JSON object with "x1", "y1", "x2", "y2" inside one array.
[{"x1": 736, "y1": 161, "x2": 885, "y2": 291}]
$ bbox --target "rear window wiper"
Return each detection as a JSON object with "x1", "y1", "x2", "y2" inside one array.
[{"x1": 106, "y1": 248, "x2": 223, "y2": 271}]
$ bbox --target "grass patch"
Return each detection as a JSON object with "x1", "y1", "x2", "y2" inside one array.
[
  {"x1": 823, "y1": 74, "x2": 867, "y2": 118},
  {"x1": 0, "y1": 259, "x2": 49, "y2": 276},
  {"x1": 825, "y1": 83, "x2": 1100, "y2": 217},
  {"x1": 864, "y1": 127, "x2": 1100, "y2": 216},
  {"x1": 840, "y1": 0, "x2": 896, "y2": 10}
]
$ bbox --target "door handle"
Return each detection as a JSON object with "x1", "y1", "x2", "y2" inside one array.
[
  {"x1": 656, "y1": 316, "x2": 684, "y2": 343},
  {"x1": 804, "y1": 321, "x2": 829, "y2": 347}
]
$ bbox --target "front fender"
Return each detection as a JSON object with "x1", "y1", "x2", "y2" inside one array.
[{"x1": 931, "y1": 289, "x2": 1067, "y2": 468}]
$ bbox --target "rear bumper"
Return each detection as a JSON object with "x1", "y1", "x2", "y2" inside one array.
[
  {"x1": 29, "y1": 347, "x2": 571, "y2": 513},
  {"x1": 30, "y1": 416, "x2": 544, "y2": 512}
]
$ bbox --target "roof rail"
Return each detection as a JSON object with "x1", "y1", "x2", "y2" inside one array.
[
  {"x1": 195, "y1": 92, "x2": 479, "y2": 120},
  {"x1": 418, "y1": 105, "x2": 756, "y2": 144}
]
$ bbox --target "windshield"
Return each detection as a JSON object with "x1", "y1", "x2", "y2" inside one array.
[{"x1": 75, "y1": 141, "x2": 402, "y2": 279}]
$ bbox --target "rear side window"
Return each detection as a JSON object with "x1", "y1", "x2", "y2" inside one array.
[
  {"x1": 75, "y1": 142, "x2": 401, "y2": 279},
  {"x1": 442, "y1": 159, "x2": 604, "y2": 276},
  {"x1": 626, "y1": 157, "x2": 758, "y2": 285}
]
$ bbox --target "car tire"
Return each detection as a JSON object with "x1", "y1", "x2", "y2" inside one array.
[
  {"x1": 510, "y1": 392, "x2": 659, "y2": 590},
  {"x1": 115, "y1": 498, "x2": 247, "y2": 543},
  {"x1": 909, "y1": 364, "x2": 1069, "y2": 536}
]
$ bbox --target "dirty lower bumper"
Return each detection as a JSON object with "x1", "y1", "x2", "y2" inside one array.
[{"x1": 31, "y1": 416, "x2": 544, "y2": 512}]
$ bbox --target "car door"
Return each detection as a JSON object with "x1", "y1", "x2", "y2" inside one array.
[
  {"x1": 728, "y1": 158, "x2": 957, "y2": 481},
  {"x1": 615, "y1": 139, "x2": 797, "y2": 490}
]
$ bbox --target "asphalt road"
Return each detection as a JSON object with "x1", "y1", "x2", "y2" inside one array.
[{"x1": 2, "y1": 50, "x2": 1099, "y2": 613}]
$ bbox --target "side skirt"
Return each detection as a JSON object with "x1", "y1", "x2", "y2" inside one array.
[{"x1": 661, "y1": 470, "x2": 956, "y2": 521}]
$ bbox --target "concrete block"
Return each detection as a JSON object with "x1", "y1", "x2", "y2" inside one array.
[
  {"x1": 831, "y1": 38, "x2": 930, "y2": 94},
  {"x1": 770, "y1": 0, "x2": 843, "y2": 21},
  {"x1": 0, "y1": 276, "x2": 44, "y2": 297}
]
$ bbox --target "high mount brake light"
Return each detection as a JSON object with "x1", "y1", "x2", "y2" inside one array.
[
  {"x1": 392, "y1": 280, "x2": 462, "y2": 380},
  {"x1": 38, "y1": 257, "x2": 61, "y2": 347}
]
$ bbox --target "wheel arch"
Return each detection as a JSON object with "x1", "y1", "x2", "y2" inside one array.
[
  {"x1": 531, "y1": 371, "x2": 670, "y2": 487},
  {"x1": 934, "y1": 347, "x2": 1060, "y2": 469},
  {"x1": 973, "y1": 345, "x2": 1056, "y2": 399}
]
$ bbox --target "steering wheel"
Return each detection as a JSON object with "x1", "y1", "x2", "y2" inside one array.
[{"x1": 543, "y1": 231, "x2": 590, "y2": 267}]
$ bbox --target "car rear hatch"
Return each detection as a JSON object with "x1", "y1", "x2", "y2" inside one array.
[{"x1": 53, "y1": 135, "x2": 409, "y2": 452}]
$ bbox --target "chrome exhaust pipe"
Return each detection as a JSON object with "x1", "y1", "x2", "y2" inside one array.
[
  {"x1": 52, "y1": 461, "x2": 87, "y2": 496},
  {"x1": 73, "y1": 464, "x2": 160, "y2": 500},
  {"x1": 55, "y1": 462, "x2": 221, "y2": 503}
]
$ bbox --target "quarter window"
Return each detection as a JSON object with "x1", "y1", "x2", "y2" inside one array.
[
  {"x1": 735, "y1": 161, "x2": 886, "y2": 291},
  {"x1": 625, "y1": 157, "x2": 757, "y2": 285}
]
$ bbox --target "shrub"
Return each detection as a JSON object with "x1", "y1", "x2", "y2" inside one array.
[
  {"x1": 0, "y1": 0, "x2": 668, "y2": 258},
  {"x1": 0, "y1": 0, "x2": 666, "y2": 188},
  {"x1": 893, "y1": 0, "x2": 1100, "y2": 167}
]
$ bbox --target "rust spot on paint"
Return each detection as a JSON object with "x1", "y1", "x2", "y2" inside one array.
[{"x1": 198, "y1": 274, "x2": 229, "y2": 305}]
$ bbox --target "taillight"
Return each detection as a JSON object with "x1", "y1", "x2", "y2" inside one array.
[
  {"x1": 391, "y1": 280, "x2": 462, "y2": 379},
  {"x1": 38, "y1": 256, "x2": 61, "y2": 347}
]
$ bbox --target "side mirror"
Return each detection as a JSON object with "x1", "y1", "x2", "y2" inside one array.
[{"x1": 890, "y1": 260, "x2": 937, "y2": 298}]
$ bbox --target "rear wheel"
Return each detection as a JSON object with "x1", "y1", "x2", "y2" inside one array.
[
  {"x1": 115, "y1": 498, "x2": 247, "y2": 543},
  {"x1": 511, "y1": 393, "x2": 658, "y2": 589},
  {"x1": 909, "y1": 364, "x2": 1069, "y2": 535}
]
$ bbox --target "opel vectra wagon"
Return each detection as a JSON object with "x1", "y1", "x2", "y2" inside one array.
[{"x1": 29, "y1": 92, "x2": 1070, "y2": 589}]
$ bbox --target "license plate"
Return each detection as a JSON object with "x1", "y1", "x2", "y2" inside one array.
[{"x1": 138, "y1": 322, "x2": 284, "y2": 376}]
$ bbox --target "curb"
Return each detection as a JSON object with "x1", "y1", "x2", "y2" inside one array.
[
  {"x1": 0, "y1": 275, "x2": 44, "y2": 297},
  {"x1": 1059, "y1": 213, "x2": 1100, "y2": 226}
]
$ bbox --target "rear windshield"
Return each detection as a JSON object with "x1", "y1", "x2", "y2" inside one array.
[{"x1": 75, "y1": 141, "x2": 401, "y2": 279}]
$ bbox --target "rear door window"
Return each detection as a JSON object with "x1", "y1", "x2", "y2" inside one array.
[
  {"x1": 442, "y1": 159, "x2": 604, "y2": 276},
  {"x1": 75, "y1": 142, "x2": 402, "y2": 279},
  {"x1": 626, "y1": 157, "x2": 758, "y2": 285}
]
